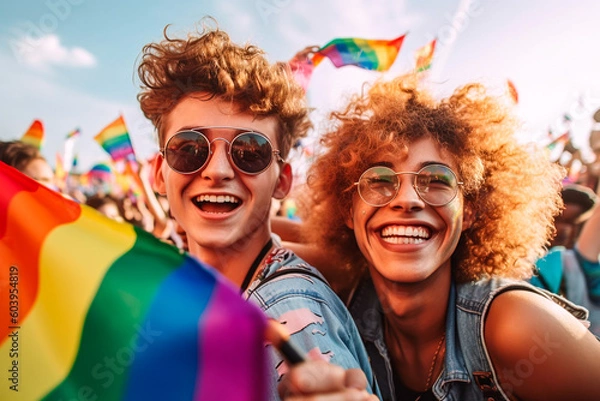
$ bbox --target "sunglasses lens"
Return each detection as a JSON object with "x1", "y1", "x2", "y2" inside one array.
[
  {"x1": 231, "y1": 133, "x2": 273, "y2": 174},
  {"x1": 359, "y1": 166, "x2": 399, "y2": 206},
  {"x1": 165, "y1": 131, "x2": 209, "y2": 173},
  {"x1": 415, "y1": 165, "x2": 458, "y2": 206}
]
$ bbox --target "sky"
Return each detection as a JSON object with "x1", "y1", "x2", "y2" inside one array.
[{"x1": 1, "y1": 0, "x2": 600, "y2": 173}]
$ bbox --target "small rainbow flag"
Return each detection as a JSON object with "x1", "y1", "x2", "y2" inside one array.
[
  {"x1": 66, "y1": 128, "x2": 81, "y2": 140},
  {"x1": 0, "y1": 162, "x2": 268, "y2": 401},
  {"x1": 94, "y1": 116, "x2": 136, "y2": 162},
  {"x1": 21, "y1": 119, "x2": 45, "y2": 150},
  {"x1": 64, "y1": 128, "x2": 80, "y2": 173},
  {"x1": 415, "y1": 39, "x2": 436, "y2": 72},
  {"x1": 88, "y1": 161, "x2": 114, "y2": 182},
  {"x1": 312, "y1": 34, "x2": 407, "y2": 71}
]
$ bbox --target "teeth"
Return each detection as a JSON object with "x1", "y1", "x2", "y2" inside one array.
[
  {"x1": 382, "y1": 236, "x2": 427, "y2": 245},
  {"x1": 197, "y1": 195, "x2": 240, "y2": 204},
  {"x1": 381, "y1": 225, "x2": 430, "y2": 239}
]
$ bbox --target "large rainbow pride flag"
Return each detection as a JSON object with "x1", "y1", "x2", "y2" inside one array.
[
  {"x1": 0, "y1": 162, "x2": 268, "y2": 400},
  {"x1": 312, "y1": 34, "x2": 407, "y2": 71}
]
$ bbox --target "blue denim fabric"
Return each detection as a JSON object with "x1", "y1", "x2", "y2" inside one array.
[
  {"x1": 244, "y1": 247, "x2": 379, "y2": 401},
  {"x1": 349, "y1": 277, "x2": 588, "y2": 401}
]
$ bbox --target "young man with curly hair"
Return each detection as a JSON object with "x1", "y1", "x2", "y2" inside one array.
[{"x1": 136, "y1": 19, "x2": 377, "y2": 400}]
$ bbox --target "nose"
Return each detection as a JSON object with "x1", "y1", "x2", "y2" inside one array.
[
  {"x1": 388, "y1": 174, "x2": 424, "y2": 211},
  {"x1": 200, "y1": 139, "x2": 235, "y2": 181}
]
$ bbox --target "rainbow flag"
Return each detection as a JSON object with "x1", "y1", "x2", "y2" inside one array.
[
  {"x1": 21, "y1": 119, "x2": 45, "y2": 150},
  {"x1": 88, "y1": 161, "x2": 114, "y2": 182},
  {"x1": 312, "y1": 34, "x2": 407, "y2": 71},
  {"x1": 66, "y1": 128, "x2": 81, "y2": 140},
  {"x1": 0, "y1": 162, "x2": 268, "y2": 401},
  {"x1": 415, "y1": 39, "x2": 436, "y2": 72},
  {"x1": 94, "y1": 116, "x2": 136, "y2": 161},
  {"x1": 64, "y1": 128, "x2": 80, "y2": 172}
]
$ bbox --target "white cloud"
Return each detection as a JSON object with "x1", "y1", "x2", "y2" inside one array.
[
  {"x1": 10, "y1": 34, "x2": 96, "y2": 70},
  {"x1": 0, "y1": 51, "x2": 153, "y2": 173}
]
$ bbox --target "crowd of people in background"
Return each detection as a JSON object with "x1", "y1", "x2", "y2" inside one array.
[{"x1": 2, "y1": 17, "x2": 600, "y2": 401}]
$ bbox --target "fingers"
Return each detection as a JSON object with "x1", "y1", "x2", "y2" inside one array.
[
  {"x1": 279, "y1": 360, "x2": 346, "y2": 395},
  {"x1": 278, "y1": 361, "x2": 378, "y2": 401},
  {"x1": 283, "y1": 389, "x2": 378, "y2": 401},
  {"x1": 344, "y1": 368, "x2": 369, "y2": 390}
]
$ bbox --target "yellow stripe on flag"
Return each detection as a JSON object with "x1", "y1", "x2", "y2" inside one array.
[{"x1": 0, "y1": 205, "x2": 136, "y2": 400}]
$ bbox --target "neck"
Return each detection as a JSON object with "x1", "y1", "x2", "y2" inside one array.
[
  {"x1": 373, "y1": 262, "x2": 451, "y2": 334},
  {"x1": 189, "y1": 233, "x2": 273, "y2": 288},
  {"x1": 372, "y1": 263, "x2": 451, "y2": 392}
]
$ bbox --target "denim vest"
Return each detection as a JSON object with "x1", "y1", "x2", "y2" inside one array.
[
  {"x1": 349, "y1": 277, "x2": 589, "y2": 401},
  {"x1": 244, "y1": 247, "x2": 379, "y2": 400}
]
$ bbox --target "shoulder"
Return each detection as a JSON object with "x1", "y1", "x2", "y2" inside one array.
[
  {"x1": 484, "y1": 290, "x2": 600, "y2": 400},
  {"x1": 484, "y1": 289, "x2": 587, "y2": 348},
  {"x1": 248, "y1": 247, "x2": 344, "y2": 310}
]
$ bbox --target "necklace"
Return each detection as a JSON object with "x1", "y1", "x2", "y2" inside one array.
[
  {"x1": 415, "y1": 333, "x2": 446, "y2": 401},
  {"x1": 239, "y1": 238, "x2": 273, "y2": 292}
]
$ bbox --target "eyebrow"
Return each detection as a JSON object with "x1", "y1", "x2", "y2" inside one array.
[
  {"x1": 173, "y1": 126, "x2": 258, "y2": 133},
  {"x1": 371, "y1": 160, "x2": 454, "y2": 170}
]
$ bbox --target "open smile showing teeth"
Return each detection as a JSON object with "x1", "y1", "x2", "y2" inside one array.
[
  {"x1": 380, "y1": 225, "x2": 431, "y2": 245},
  {"x1": 193, "y1": 194, "x2": 241, "y2": 213}
]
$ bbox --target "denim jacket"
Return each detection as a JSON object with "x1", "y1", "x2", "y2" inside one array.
[
  {"x1": 349, "y1": 277, "x2": 588, "y2": 401},
  {"x1": 244, "y1": 246, "x2": 379, "y2": 400}
]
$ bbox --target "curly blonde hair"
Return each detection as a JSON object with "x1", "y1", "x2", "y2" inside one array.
[
  {"x1": 303, "y1": 75, "x2": 565, "y2": 283},
  {"x1": 137, "y1": 18, "x2": 312, "y2": 157}
]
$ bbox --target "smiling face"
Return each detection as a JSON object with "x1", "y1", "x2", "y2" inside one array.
[
  {"x1": 347, "y1": 136, "x2": 469, "y2": 285},
  {"x1": 153, "y1": 94, "x2": 291, "y2": 263}
]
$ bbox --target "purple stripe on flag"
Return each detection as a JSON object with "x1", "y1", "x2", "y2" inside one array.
[{"x1": 195, "y1": 280, "x2": 267, "y2": 401}]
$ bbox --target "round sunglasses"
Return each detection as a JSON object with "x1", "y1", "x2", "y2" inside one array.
[
  {"x1": 354, "y1": 164, "x2": 464, "y2": 207},
  {"x1": 160, "y1": 127, "x2": 283, "y2": 175}
]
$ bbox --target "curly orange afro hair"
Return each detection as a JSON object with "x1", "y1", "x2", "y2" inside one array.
[{"x1": 303, "y1": 75, "x2": 564, "y2": 284}]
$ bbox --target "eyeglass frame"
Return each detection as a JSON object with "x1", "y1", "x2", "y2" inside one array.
[
  {"x1": 159, "y1": 126, "x2": 285, "y2": 175},
  {"x1": 353, "y1": 163, "x2": 464, "y2": 207}
]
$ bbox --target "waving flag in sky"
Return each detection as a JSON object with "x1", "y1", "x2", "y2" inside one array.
[
  {"x1": 414, "y1": 39, "x2": 436, "y2": 72},
  {"x1": 311, "y1": 34, "x2": 407, "y2": 71},
  {"x1": 0, "y1": 162, "x2": 268, "y2": 401},
  {"x1": 94, "y1": 116, "x2": 136, "y2": 162},
  {"x1": 20, "y1": 119, "x2": 45, "y2": 150},
  {"x1": 63, "y1": 128, "x2": 81, "y2": 172}
]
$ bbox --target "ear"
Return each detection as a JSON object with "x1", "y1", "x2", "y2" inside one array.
[
  {"x1": 345, "y1": 206, "x2": 355, "y2": 230},
  {"x1": 273, "y1": 162, "x2": 293, "y2": 200},
  {"x1": 462, "y1": 202, "x2": 475, "y2": 232},
  {"x1": 152, "y1": 153, "x2": 167, "y2": 195}
]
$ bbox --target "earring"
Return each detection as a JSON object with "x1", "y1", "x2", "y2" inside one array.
[{"x1": 361, "y1": 210, "x2": 366, "y2": 215}]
